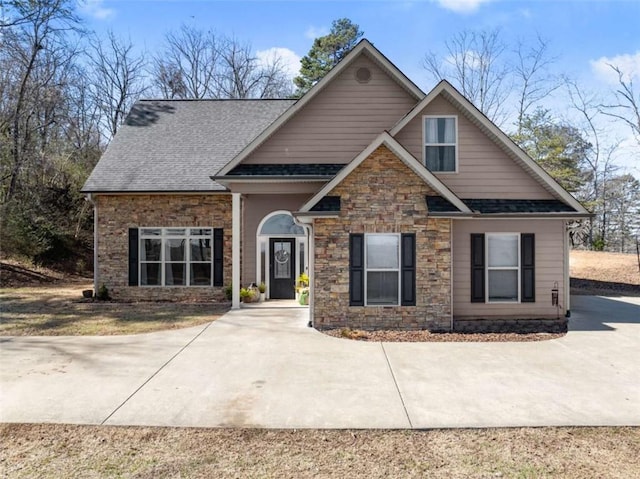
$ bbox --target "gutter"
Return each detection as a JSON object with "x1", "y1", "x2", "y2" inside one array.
[
  {"x1": 429, "y1": 212, "x2": 594, "y2": 219},
  {"x1": 211, "y1": 175, "x2": 333, "y2": 183}
]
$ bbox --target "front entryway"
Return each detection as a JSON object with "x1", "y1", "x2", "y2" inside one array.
[{"x1": 269, "y1": 238, "x2": 296, "y2": 299}]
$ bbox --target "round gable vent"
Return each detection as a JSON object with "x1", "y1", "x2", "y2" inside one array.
[{"x1": 355, "y1": 67, "x2": 372, "y2": 83}]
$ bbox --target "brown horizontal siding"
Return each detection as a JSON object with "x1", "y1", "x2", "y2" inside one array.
[
  {"x1": 242, "y1": 194, "x2": 312, "y2": 285},
  {"x1": 395, "y1": 95, "x2": 553, "y2": 199},
  {"x1": 452, "y1": 219, "x2": 566, "y2": 318},
  {"x1": 244, "y1": 55, "x2": 417, "y2": 165}
]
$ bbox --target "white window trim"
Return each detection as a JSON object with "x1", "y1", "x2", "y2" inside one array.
[
  {"x1": 364, "y1": 233, "x2": 401, "y2": 307},
  {"x1": 139, "y1": 227, "x2": 214, "y2": 287},
  {"x1": 423, "y1": 115, "x2": 458, "y2": 174},
  {"x1": 485, "y1": 232, "x2": 520, "y2": 304}
]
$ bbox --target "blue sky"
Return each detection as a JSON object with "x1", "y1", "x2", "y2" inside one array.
[{"x1": 79, "y1": 0, "x2": 640, "y2": 174}]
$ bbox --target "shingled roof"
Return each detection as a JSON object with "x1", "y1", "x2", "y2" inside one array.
[
  {"x1": 82, "y1": 99, "x2": 295, "y2": 193},
  {"x1": 425, "y1": 196, "x2": 578, "y2": 214},
  {"x1": 225, "y1": 164, "x2": 344, "y2": 177}
]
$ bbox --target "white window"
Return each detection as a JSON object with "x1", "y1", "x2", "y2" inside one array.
[
  {"x1": 424, "y1": 116, "x2": 457, "y2": 172},
  {"x1": 486, "y1": 233, "x2": 520, "y2": 302},
  {"x1": 365, "y1": 234, "x2": 400, "y2": 306},
  {"x1": 139, "y1": 228, "x2": 213, "y2": 286}
]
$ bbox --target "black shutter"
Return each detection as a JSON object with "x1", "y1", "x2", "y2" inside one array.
[
  {"x1": 401, "y1": 233, "x2": 416, "y2": 306},
  {"x1": 128, "y1": 228, "x2": 139, "y2": 286},
  {"x1": 521, "y1": 233, "x2": 535, "y2": 302},
  {"x1": 470, "y1": 233, "x2": 485, "y2": 302},
  {"x1": 213, "y1": 228, "x2": 224, "y2": 287},
  {"x1": 349, "y1": 234, "x2": 364, "y2": 306}
]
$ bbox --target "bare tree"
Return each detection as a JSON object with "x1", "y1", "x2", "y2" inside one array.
[
  {"x1": 153, "y1": 24, "x2": 219, "y2": 99},
  {"x1": 88, "y1": 30, "x2": 147, "y2": 140},
  {"x1": 151, "y1": 26, "x2": 293, "y2": 100},
  {"x1": 514, "y1": 35, "x2": 560, "y2": 134},
  {"x1": 2, "y1": 0, "x2": 81, "y2": 201},
  {"x1": 566, "y1": 80, "x2": 625, "y2": 249},
  {"x1": 216, "y1": 38, "x2": 292, "y2": 99},
  {"x1": 423, "y1": 29, "x2": 509, "y2": 124},
  {"x1": 601, "y1": 64, "x2": 640, "y2": 147}
]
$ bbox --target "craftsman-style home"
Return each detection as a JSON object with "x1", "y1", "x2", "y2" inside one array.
[{"x1": 83, "y1": 40, "x2": 590, "y2": 332}]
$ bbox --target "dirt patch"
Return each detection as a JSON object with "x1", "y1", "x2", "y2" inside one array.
[
  {"x1": 0, "y1": 283, "x2": 229, "y2": 336},
  {"x1": 1, "y1": 424, "x2": 638, "y2": 479},
  {"x1": 0, "y1": 260, "x2": 89, "y2": 287},
  {"x1": 324, "y1": 328, "x2": 564, "y2": 342},
  {"x1": 570, "y1": 250, "x2": 640, "y2": 296}
]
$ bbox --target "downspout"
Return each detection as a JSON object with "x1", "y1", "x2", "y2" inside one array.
[
  {"x1": 564, "y1": 220, "x2": 571, "y2": 317},
  {"x1": 86, "y1": 193, "x2": 98, "y2": 296},
  {"x1": 293, "y1": 216, "x2": 314, "y2": 327}
]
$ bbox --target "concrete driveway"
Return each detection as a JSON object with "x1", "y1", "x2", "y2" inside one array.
[{"x1": 1, "y1": 295, "x2": 638, "y2": 428}]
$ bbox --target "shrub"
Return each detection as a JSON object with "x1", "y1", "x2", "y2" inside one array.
[
  {"x1": 224, "y1": 284, "x2": 233, "y2": 300},
  {"x1": 96, "y1": 284, "x2": 110, "y2": 301}
]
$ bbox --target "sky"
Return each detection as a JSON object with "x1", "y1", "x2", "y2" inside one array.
[{"x1": 78, "y1": 0, "x2": 640, "y2": 175}]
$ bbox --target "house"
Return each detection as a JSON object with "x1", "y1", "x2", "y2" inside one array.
[{"x1": 82, "y1": 39, "x2": 590, "y2": 333}]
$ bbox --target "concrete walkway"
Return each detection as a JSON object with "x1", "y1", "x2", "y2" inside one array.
[{"x1": 1, "y1": 296, "x2": 638, "y2": 428}]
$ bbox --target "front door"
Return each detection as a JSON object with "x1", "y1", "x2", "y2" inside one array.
[{"x1": 269, "y1": 238, "x2": 295, "y2": 299}]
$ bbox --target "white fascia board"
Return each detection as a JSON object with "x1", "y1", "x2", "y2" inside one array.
[
  {"x1": 217, "y1": 40, "x2": 424, "y2": 177},
  {"x1": 390, "y1": 81, "x2": 590, "y2": 215}
]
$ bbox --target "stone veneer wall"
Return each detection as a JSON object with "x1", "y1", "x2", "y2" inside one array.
[
  {"x1": 313, "y1": 145, "x2": 452, "y2": 331},
  {"x1": 96, "y1": 194, "x2": 232, "y2": 301}
]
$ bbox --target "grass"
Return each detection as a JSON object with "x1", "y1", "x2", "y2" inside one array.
[
  {"x1": 570, "y1": 250, "x2": 640, "y2": 296},
  {"x1": 0, "y1": 283, "x2": 229, "y2": 336},
  {"x1": 1, "y1": 424, "x2": 639, "y2": 478}
]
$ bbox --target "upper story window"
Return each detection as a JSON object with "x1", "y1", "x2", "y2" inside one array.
[{"x1": 424, "y1": 116, "x2": 457, "y2": 172}]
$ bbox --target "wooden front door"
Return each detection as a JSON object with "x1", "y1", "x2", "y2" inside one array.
[{"x1": 269, "y1": 238, "x2": 295, "y2": 299}]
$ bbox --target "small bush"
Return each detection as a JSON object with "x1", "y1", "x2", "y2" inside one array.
[
  {"x1": 258, "y1": 282, "x2": 266, "y2": 293},
  {"x1": 96, "y1": 284, "x2": 110, "y2": 301},
  {"x1": 224, "y1": 284, "x2": 233, "y2": 301}
]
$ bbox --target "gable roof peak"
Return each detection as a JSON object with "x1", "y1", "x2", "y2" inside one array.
[
  {"x1": 215, "y1": 38, "x2": 425, "y2": 177},
  {"x1": 300, "y1": 131, "x2": 471, "y2": 214},
  {"x1": 390, "y1": 80, "x2": 589, "y2": 214}
]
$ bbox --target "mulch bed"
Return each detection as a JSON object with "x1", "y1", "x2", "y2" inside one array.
[{"x1": 323, "y1": 328, "x2": 565, "y2": 342}]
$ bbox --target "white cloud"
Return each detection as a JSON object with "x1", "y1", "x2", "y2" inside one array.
[
  {"x1": 590, "y1": 51, "x2": 640, "y2": 84},
  {"x1": 78, "y1": 0, "x2": 115, "y2": 20},
  {"x1": 435, "y1": 0, "x2": 492, "y2": 14},
  {"x1": 256, "y1": 47, "x2": 301, "y2": 78},
  {"x1": 305, "y1": 26, "x2": 329, "y2": 40}
]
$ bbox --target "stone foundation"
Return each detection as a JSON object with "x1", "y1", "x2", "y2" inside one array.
[
  {"x1": 96, "y1": 194, "x2": 232, "y2": 301},
  {"x1": 313, "y1": 145, "x2": 452, "y2": 331},
  {"x1": 453, "y1": 318, "x2": 568, "y2": 334}
]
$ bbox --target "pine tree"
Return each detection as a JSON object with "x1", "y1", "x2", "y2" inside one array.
[{"x1": 293, "y1": 18, "x2": 363, "y2": 97}]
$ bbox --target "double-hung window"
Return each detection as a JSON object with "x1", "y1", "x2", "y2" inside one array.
[
  {"x1": 424, "y1": 116, "x2": 457, "y2": 172},
  {"x1": 350, "y1": 233, "x2": 416, "y2": 307},
  {"x1": 365, "y1": 234, "x2": 401, "y2": 306},
  {"x1": 486, "y1": 233, "x2": 520, "y2": 302},
  {"x1": 471, "y1": 233, "x2": 535, "y2": 304},
  {"x1": 139, "y1": 228, "x2": 213, "y2": 286}
]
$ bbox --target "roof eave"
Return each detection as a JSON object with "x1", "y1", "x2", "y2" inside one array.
[
  {"x1": 292, "y1": 211, "x2": 340, "y2": 219},
  {"x1": 81, "y1": 189, "x2": 229, "y2": 195},
  {"x1": 211, "y1": 175, "x2": 332, "y2": 184},
  {"x1": 457, "y1": 212, "x2": 594, "y2": 219}
]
